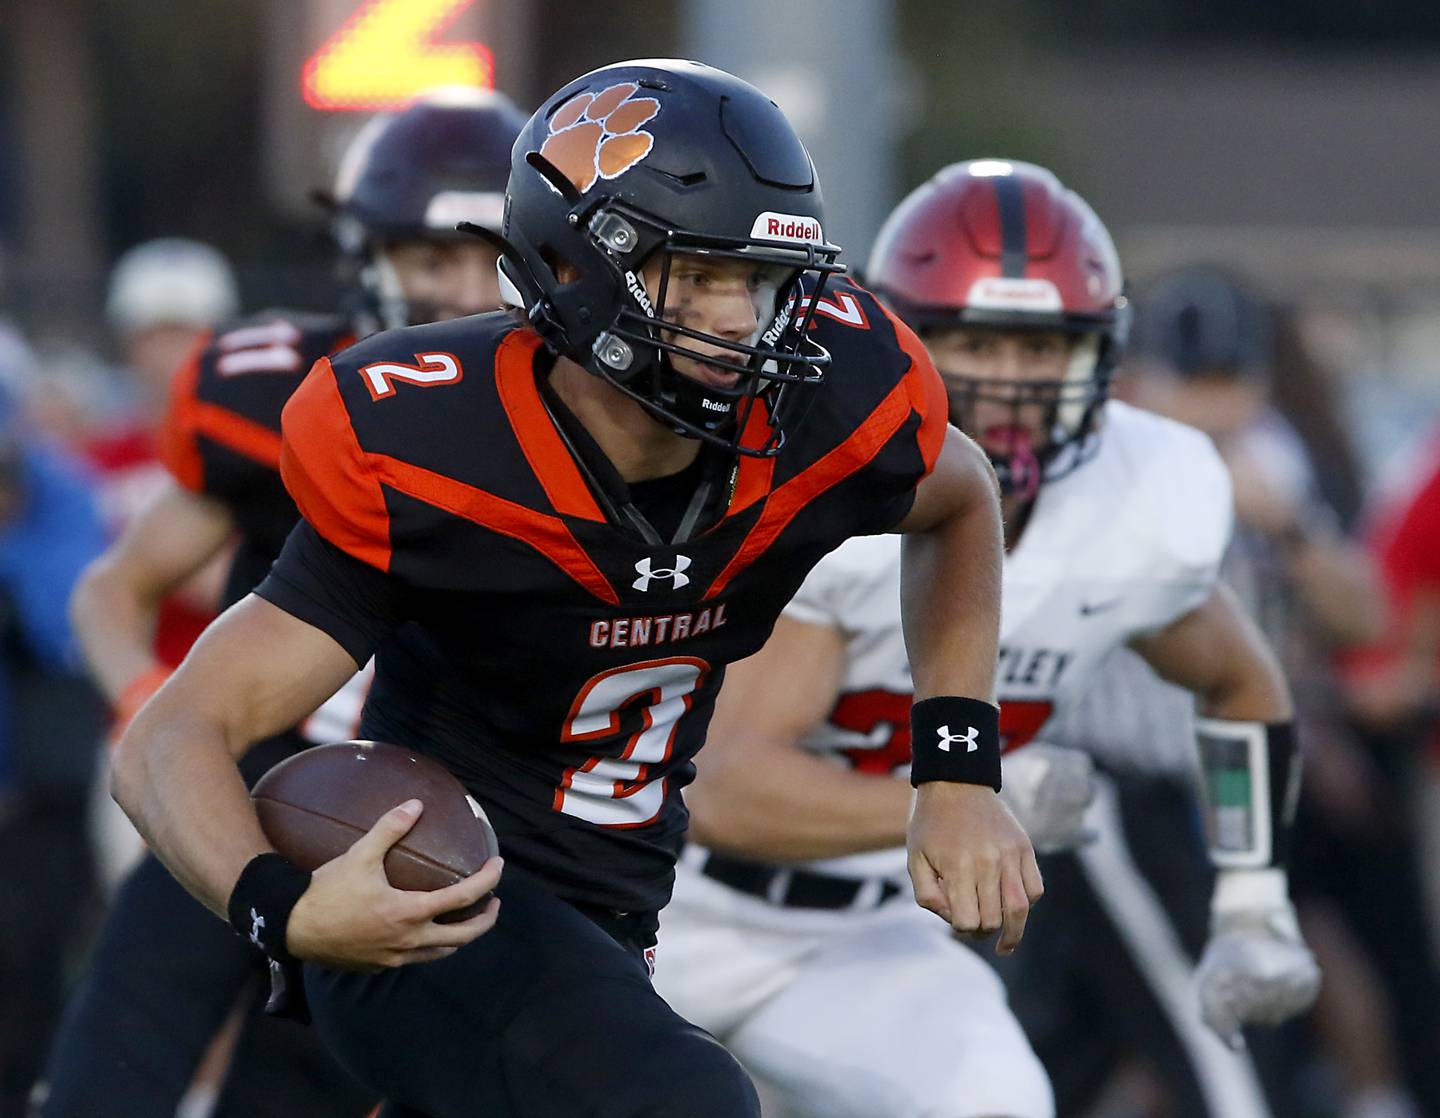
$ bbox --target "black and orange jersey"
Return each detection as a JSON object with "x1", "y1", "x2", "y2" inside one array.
[
  {"x1": 257, "y1": 279, "x2": 946, "y2": 915},
  {"x1": 158, "y1": 311, "x2": 356, "y2": 603}
]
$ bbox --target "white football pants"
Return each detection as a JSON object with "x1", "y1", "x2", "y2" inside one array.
[{"x1": 654, "y1": 857, "x2": 1054, "y2": 1118}]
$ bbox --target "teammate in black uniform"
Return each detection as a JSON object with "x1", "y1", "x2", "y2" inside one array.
[
  {"x1": 38, "y1": 89, "x2": 525, "y2": 1118},
  {"x1": 111, "y1": 60, "x2": 1038, "y2": 1117}
]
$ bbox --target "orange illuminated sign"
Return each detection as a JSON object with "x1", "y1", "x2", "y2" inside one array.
[{"x1": 303, "y1": 0, "x2": 493, "y2": 111}]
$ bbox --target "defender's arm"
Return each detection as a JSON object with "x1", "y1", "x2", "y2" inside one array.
[
  {"x1": 686, "y1": 615, "x2": 912, "y2": 861},
  {"x1": 1130, "y1": 583, "x2": 1318, "y2": 1047},
  {"x1": 1130, "y1": 582, "x2": 1292, "y2": 724}
]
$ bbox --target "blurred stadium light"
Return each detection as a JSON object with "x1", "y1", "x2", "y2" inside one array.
[
  {"x1": 302, "y1": 0, "x2": 494, "y2": 111},
  {"x1": 263, "y1": 0, "x2": 529, "y2": 220}
]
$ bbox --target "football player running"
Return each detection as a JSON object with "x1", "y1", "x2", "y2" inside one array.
[
  {"x1": 652, "y1": 160, "x2": 1321, "y2": 1118},
  {"x1": 108, "y1": 61, "x2": 1036, "y2": 1118},
  {"x1": 37, "y1": 89, "x2": 524, "y2": 1118}
]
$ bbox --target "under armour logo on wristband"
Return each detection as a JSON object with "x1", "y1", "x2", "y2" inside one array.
[
  {"x1": 937, "y1": 725, "x2": 980, "y2": 753},
  {"x1": 249, "y1": 908, "x2": 266, "y2": 949}
]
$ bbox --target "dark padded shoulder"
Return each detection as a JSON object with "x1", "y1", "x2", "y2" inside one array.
[
  {"x1": 194, "y1": 309, "x2": 355, "y2": 427},
  {"x1": 776, "y1": 277, "x2": 927, "y2": 483},
  {"x1": 325, "y1": 311, "x2": 555, "y2": 512}
]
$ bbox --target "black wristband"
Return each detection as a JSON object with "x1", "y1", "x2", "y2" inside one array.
[
  {"x1": 227, "y1": 853, "x2": 312, "y2": 963},
  {"x1": 909, "y1": 696, "x2": 1002, "y2": 790}
]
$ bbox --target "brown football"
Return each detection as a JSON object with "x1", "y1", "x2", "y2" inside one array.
[{"x1": 251, "y1": 740, "x2": 499, "y2": 923}]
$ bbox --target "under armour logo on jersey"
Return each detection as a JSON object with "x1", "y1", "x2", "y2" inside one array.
[
  {"x1": 248, "y1": 908, "x2": 267, "y2": 950},
  {"x1": 936, "y1": 725, "x2": 980, "y2": 753},
  {"x1": 633, "y1": 555, "x2": 691, "y2": 592}
]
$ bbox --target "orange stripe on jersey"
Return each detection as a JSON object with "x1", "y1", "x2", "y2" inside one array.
[
  {"x1": 878, "y1": 303, "x2": 949, "y2": 476},
  {"x1": 280, "y1": 358, "x2": 393, "y2": 571},
  {"x1": 189, "y1": 400, "x2": 283, "y2": 469},
  {"x1": 155, "y1": 335, "x2": 211, "y2": 492},
  {"x1": 494, "y1": 330, "x2": 605, "y2": 522},
  {"x1": 705, "y1": 376, "x2": 918, "y2": 599},
  {"x1": 366, "y1": 455, "x2": 620, "y2": 604},
  {"x1": 727, "y1": 398, "x2": 776, "y2": 515}
]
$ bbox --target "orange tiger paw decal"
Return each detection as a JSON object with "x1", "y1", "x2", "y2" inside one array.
[{"x1": 541, "y1": 82, "x2": 660, "y2": 194}]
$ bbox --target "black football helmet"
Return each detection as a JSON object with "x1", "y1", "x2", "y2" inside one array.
[
  {"x1": 329, "y1": 87, "x2": 527, "y2": 330},
  {"x1": 488, "y1": 59, "x2": 844, "y2": 457}
]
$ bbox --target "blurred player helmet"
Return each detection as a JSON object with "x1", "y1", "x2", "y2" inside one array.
[
  {"x1": 105, "y1": 239, "x2": 240, "y2": 338},
  {"x1": 1131, "y1": 265, "x2": 1272, "y2": 380},
  {"x1": 867, "y1": 159, "x2": 1129, "y2": 494},
  {"x1": 331, "y1": 86, "x2": 527, "y2": 329},
  {"x1": 493, "y1": 58, "x2": 844, "y2": 457}
]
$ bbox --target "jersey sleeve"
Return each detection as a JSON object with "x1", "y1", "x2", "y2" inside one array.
[
  {"x1": 808, "y1": 287, "x2": 950, "y2": 537},
  {"x1": 255, "y1": 521, "x2": 407, "y2": 665},
  {"x1": 783, "y1": 535, "x2": 902, "y2": 633},
  {"x1": 883, "y1": 303, "x2": 950, "y2": 481},
  {"x1": 155, "y1": 336, "x2": 211, "y2": 492},
  {"x1": 279, "y1": 356, "x2": 393, "y2": 573},
  {"x1": 1133, "y1": 415, "x2": 1235, "y2": 633}
]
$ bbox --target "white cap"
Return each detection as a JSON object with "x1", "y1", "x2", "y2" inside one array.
[{"x1": 105, "y1": 238, "x2": 241, "y2": 336}]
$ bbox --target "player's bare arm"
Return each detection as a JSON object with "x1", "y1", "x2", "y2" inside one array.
[
  {"x1": 71, "y1": 478, "x2": 235, "y2": 702},
  {"x1": 685, "y1": 615, "x2": 913, "y2": 860},
  {"x1": 1129, "y1": 582, "x2": 1293, "y2": 721},
  {"x1": 895, "y1": 426, "x2": 1044, "y2": 954},
  {"x1": 109, "y1": 593, "x2": 501, "y2": 969},
  {"x1": 1131, "y1": 582, "x2": 1320, "y2": 1047}
]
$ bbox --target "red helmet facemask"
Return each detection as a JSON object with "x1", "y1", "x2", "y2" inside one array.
[{"x1": 867, "y1": 160, "x2": 1130, "y2": 495}]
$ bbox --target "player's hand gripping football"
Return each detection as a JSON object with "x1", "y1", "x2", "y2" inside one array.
[
  {"x1": 908, "y1": 782, "x2": 1044, "y2": 955},
  {"x1": 286, "y1": 800, "x2": 503, "y2": 971},
  {"x1": 1196, "y1": 868, "x2": 1321, "y2": 1049},
  {"x1": 998, "y1": 742, "x2": 1097, "y2": 854}
]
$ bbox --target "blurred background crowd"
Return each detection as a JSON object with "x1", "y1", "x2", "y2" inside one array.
[{"x1": 0, "y1": 1, "x2": 1437, "y2": 1117}]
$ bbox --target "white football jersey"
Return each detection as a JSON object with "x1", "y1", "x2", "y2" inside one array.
[{"x1": 776, "y1": 400, "x2": 1233, "y2": 880}]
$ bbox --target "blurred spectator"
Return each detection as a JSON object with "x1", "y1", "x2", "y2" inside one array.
[
  {"x1": 75, "y1": 240, "x2": 242, "y2": 891},
  {"x1": 1341, "y1": 425, "x2": 1440, "y2": 979},
  {"x1": 1124, "y1": 266, "x2": 1437, "y2": 1118},
  {"x1": 104, "y1": 239, "x2": 240, "y2": 420},
  {"x1": 0, "y1": 325, "x2": 107, "y2": 1116},
  {"x1": 88, "y1": 238, "x2": 240, "y2": 533}
]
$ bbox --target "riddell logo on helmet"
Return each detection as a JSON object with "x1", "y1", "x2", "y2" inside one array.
[
  {"x1": 751, "y1": 212, "x2": 824, "y2": 244},
  {"x1": 624, "y1": 270, "x2": 656, "y2": 318},
  {"x1": 967, "y1": 277, "x2": 1063, "y2": 312},
  {"x1": 541, "y1": 82, "x2": 661, "y2": 194}
]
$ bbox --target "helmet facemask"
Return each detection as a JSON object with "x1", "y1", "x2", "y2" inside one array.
[
  {"x1": 936, "y1": 332, "x2": 1112, "y2": 498},
  {"x1": 501, "y1": 188, "x2": 845, "y2": 458}
]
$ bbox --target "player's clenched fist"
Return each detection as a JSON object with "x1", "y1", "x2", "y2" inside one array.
[{"x1": 907, "y1": 782, "x2": 1044, "y2": 955}]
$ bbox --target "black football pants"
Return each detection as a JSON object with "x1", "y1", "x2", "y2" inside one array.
[
  {"x1": 37, "y1": 850, "x2": 376, "y2": 1118},
  {"x1": 306, "y1": 867, "x2": 760, "y2": 1118}
]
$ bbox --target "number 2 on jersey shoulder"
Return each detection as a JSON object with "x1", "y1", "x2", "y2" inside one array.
[{"x1": 360, "y1": 352, "x2": 463, "y2": 401}]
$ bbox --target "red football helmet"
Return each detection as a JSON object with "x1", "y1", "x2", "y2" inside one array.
[{"x1": 867, "y1": 159, "x2": 1129, "y2": 495}]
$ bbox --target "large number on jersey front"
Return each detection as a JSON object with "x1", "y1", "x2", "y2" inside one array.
[{"x1": 556, "y1": 657, "x2": 710, "y2": 828}]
